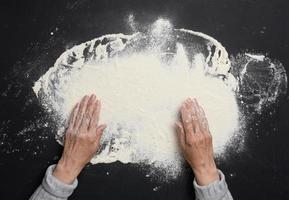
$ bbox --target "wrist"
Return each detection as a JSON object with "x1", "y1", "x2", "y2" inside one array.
[
  {"x1": 52, "y1": 158, "x2": 83, "y2": 184},
  {"x1": 192, "y1": 164, "x2": 219, "y2": 186}
]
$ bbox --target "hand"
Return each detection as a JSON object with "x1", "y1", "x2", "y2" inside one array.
[
  {"x1": 176, "y1": 98, "x2": 219, "y2": 186},
  {"x1": 53, "y1": 94, "x2": 106, "y2": 184}
]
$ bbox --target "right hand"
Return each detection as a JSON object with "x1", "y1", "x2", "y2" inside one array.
[
  {"x1": 176, "y1": 98, "x2": 219, "y2": 186},
  {"x1": 53, "y1": 95, "x2": 106, "y2": 184}
]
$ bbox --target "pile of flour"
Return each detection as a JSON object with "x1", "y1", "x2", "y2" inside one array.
[{"x1": 33, "y1": 20, "x2": 240, "y2": 179}]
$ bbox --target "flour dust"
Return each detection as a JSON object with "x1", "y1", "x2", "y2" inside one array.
[{"x1": 33, "y1": 19, "x2": 287, "y2": 180}]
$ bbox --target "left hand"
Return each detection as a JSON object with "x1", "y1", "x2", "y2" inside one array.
[{"x1": 52, "y1": 94, "x2": 106, "y2": 184}]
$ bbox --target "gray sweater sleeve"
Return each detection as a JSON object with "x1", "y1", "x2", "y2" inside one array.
[
  {"x1": 30, "y1": 165, "x2": 232, "y2": 200},
  {"x1": 193, "y1": 170, "x2": 233, "y2": 200},
  {"x1": 29, "y1": 165, "x2": 78, "y2": 200}
]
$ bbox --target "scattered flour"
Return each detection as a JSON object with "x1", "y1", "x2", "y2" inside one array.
[
  {"x1": 33, "y1": 19, "x2": 241, "y2": 179},
  {"x1": 230, "y1": 53, "x2": 287, "y2": 114}
]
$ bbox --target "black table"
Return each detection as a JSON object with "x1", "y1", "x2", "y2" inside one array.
[{"x1": 0, "y1": 0, "x2": 289, "y2": 199}]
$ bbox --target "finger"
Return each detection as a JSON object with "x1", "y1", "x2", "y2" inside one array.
[
  {"x1": 95, "y1": 124, "x2": 106, "y2": 142},
  {"x1": 88, "y1": 99, "x2": 99, "y2": 130},
  {"x1": 80, "y1": 94, "x2": 96, "y2": 131},
  {"x1": 198, "y1": 105, "x2": 210, "y2": 133},
  {"x1": 182, "y1": 99, "x2": 197, "y2": 144},
  {"x1": 90, "y1": 99, "x2": 101, "y2": 131},
  {"x1": 187, "y1": 98, "x2": 197, "y2": 130},
  {"x1": 191, "y1": 98, "x2": 201, "y2": 133},
  {"x1": 175, "y1": 122, "x2": 185, "y2": 149},
  {"x1": 67, "y1": 102, "x2": 79, "y2": 131},
  {"x1": 181, "y1": 100, "x2": 194, "y2": 136},
  {"x1": 186, "y1": 98, "x2": 198, "y2": 133},
  {"x1": 74, "y1": 95, "x2": 89, "y2": 130}
]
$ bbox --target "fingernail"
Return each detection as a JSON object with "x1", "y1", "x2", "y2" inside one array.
[{"x1": 92, "y1": 95, "x2": 96, "y2": 101}]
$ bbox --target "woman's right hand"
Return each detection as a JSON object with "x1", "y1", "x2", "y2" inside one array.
[{"x1": 176, "y1": 98, "x2": 219, "y2": 186}]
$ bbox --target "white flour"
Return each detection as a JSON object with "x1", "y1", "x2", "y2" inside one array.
[{"x1": 33, "y1": 20, "x2": 240, "y2": 179}]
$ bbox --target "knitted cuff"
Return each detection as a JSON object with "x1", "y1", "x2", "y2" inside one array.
[
  {"x1": 193, "y1": 170, "x2": 232, "y2": 200},
  {"x1": 41, "y1": 164, "x2": 78, "y2": 198}
]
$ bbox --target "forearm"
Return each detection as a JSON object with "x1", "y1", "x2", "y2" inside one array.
[
  {"x1": 29, "y1": 165, "x2": 78, "y2": 200},
  {"x1": 194, "y1": 170, "x2": 233, "y2": 200}
]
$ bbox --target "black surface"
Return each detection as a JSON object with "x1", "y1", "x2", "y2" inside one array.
[{"x1": 0, "y1": 0, "x2": 289, "y2": 199}]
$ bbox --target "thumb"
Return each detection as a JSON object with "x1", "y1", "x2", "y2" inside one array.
[{"x1": 95, "y1": 124, "x2": 106, "y2": 141}]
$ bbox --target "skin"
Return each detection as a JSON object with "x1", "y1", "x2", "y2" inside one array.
[
  {"x1": 176, "y1": 98, "x2": 219, "y2": 186},
  {"x1": 52, "y1": 94, "x2": 106, "y2": 184},
  {"x1": 53, "y1": 95, "x2": 218, "y2": 186}
]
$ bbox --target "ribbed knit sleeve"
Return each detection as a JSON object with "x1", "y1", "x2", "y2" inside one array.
[
  {"x1": 29, "y1": 165, "x2": 78, "y2": 200},
  {"x1": 193, "y1": 170, "x2": 233, "y2": 200}
]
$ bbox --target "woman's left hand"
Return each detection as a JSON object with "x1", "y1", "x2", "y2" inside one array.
[{"x1": 52, "y1": 94, "x2": 106, "y2": 184}]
